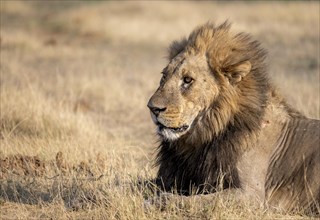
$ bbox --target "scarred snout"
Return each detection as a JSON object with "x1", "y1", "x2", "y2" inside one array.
[
  {"x1": 147, "y1": 101, "x2": 166, "y2": 117},
  {"x1": 147, "y1": 93, "x2": 167, "y2": 117},
  {"x1": 147, "y1": 91, "x2": 193, "y2": 141}
]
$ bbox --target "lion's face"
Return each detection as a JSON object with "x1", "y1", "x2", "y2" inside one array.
[{"x1": 148, "y1": 53, "x2": 220, "y2": 140}]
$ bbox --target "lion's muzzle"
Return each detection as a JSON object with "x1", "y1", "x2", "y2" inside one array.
[
  {"x1": 147, "y1": 101, "x2": 167, "y2": 117},
  {"x1": 147, "y1": 96, "x2": 191, "y2": 140}
]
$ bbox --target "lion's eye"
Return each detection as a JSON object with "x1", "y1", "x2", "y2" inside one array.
[{"x1": 183, "y1": 76, "x2": 193, "y2": 84}]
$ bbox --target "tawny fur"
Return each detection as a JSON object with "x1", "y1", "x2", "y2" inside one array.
[{"x1": 148, "y1": 22, "x2": 320, "y2": 214}]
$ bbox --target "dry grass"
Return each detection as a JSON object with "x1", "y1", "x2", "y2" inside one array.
[{"x1": 0, "y1": 1, "x2": 319, "y2": 219}]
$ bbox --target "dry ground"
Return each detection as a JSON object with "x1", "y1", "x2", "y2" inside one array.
[{"x1": 0, "y1": 1, "x2": 319, "y2": 219}]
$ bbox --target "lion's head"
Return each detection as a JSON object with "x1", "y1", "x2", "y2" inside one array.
[{"x1": 148, "y1": 22, "x2": 268, "y2": 142}]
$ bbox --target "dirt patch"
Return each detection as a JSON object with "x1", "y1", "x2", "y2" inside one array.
[
  {"x1": 0, "y1": 155, "x2": 46, "y2": 179},
  {"x1": 0, "y1": 152, "x2": 107, "y2": 180}
]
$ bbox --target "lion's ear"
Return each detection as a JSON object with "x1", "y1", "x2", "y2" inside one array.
[
  {"x1": 168, "y1": 38, "x2": 188, "y2": 60},
  {"x1": 223, "y1": 61, "x2": 251, "y2": 84}
]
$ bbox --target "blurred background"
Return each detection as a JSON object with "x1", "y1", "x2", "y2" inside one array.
[{"x1": 0, "y1": 1, "x2": 319, "y2": 218}]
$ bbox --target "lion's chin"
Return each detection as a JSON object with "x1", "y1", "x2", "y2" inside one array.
[{"x1": 156, "y1": 123, "x2": 190, "y2": 141}]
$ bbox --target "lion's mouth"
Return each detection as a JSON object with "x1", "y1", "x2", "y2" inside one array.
[{"x1": 157, "y1": 122, "x2": 189, "y2": 133}]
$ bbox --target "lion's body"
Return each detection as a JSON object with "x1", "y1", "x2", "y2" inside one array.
[
  {"x1": 238, "y1": 95, "x2": 320, "y2": 211},
  {"x1": 148, "y1": 22, "x2": 320, "y2": 213}
]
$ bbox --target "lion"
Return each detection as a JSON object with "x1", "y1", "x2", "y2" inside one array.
[{"x1": 147, "y1": 22, "x2": 320, "y2": 213}]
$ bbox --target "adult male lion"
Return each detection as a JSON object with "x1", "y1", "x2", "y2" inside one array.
[{"x1": 147, "y1": 22, "x2": 320, "y2": 213}]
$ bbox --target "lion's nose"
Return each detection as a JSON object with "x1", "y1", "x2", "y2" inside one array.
[{"x1": 147, "y1": 102, "x2": 167, "y2": 117}]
